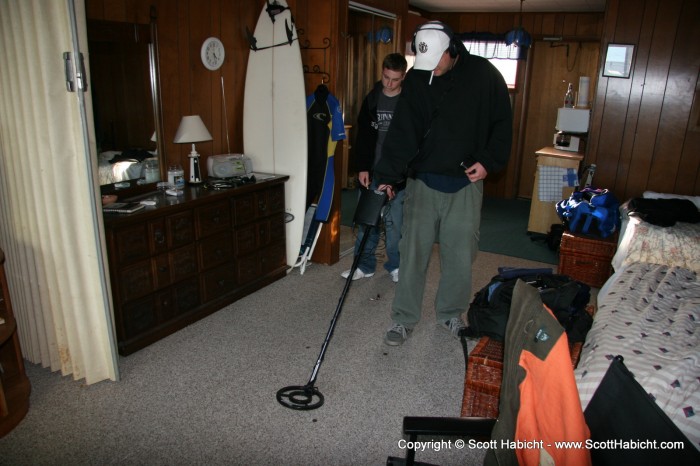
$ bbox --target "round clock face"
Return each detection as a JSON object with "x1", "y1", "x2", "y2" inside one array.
[{"x1": 201, "y1": 37, "x2": 225, "y2": 71}]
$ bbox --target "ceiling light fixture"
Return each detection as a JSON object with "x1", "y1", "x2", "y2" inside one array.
[{"x1": 505, "y1": 0, "x2": 532, "y2": 48}]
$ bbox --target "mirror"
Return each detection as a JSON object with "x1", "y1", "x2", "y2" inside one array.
[{"x1": 89, "y1": 12, "x2": 164, "y2": 194}]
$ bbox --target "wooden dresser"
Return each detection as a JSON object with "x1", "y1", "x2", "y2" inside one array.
[
  {"x1": 0, "y1": 248, "x2": 31, "y2": 437},
  {"x1": 103, "y1": 175, "x2": 289, "y2": 355}
]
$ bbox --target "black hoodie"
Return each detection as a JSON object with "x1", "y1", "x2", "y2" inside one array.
[{"x1": 373, "y1": 43, "x2": 513, "y2": 186}]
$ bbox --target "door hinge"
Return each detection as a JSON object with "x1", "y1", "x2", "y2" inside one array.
[{"x1": 63, "y1": 51, "x2": 87, "y2": 92}]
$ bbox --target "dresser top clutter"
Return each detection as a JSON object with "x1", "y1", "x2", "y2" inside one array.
[
  {"x1": 102, "y1": 175, "x2": 288, "y2": 224},
  {"x1": 102, "y1": 174, "x2": 289, "y2": 355}
]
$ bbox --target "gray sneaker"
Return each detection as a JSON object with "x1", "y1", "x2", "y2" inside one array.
[
  {"x1": 440, "y1": 317, "x2": 466, "y2": 339},
  {"x1": 384, "y1": 323, "x2": 411, "y2": 346}
]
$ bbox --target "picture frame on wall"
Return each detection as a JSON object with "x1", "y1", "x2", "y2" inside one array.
[{"x1": 602, "y1": 43, "x2": 634, "y2": 78}]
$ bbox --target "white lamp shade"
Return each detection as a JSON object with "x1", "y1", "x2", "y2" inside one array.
[
  {"x1": 173, "y1": 115, "x2": 212, "y2": 144},
  {"x1": 150, "y1": 131, "x2": 157, "y2": 142}
]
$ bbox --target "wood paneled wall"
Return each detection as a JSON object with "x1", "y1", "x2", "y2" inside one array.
[{"x1": 587, "y1": 0, "x2": 700, "y2": 199}]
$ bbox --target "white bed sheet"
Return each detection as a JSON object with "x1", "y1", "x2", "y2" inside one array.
[{"x1": 575, "y1": 262, "x2": 700, "y2": 449}]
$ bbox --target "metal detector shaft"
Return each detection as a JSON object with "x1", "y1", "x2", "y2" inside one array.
[
  {"x1": 278, "y1": 188, "x2": 387, "y2": 410},
  {"x1": 305, "y1": 227, "x2": 373, "y2": 386}
]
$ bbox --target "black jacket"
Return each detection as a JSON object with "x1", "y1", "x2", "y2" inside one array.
[
  {"x1": 374, "y1": 44, "x2": 513, "y2": 185},
  {"x1": 353, "y1": 80, "x2": 384, "y2": 173}
]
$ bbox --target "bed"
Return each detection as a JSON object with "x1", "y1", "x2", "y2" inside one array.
[
  {"x1": 574, "y1": 191, "x2": 700, "y2": 450},
  {"x1": 97, "y1": 150, "x2": 155, "y2": 185}
]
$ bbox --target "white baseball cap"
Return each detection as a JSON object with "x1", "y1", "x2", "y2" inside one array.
[{"x1": 413, "y1": 25, "x2": 451, "y2": 71}]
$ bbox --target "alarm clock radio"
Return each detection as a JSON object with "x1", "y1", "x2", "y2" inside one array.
[{"x1": 207, "y1": 154, "x2": 253, "y2": 178}]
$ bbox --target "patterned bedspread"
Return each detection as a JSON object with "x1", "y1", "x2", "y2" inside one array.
[{"x1": 575, "y1": 262, "x2": 700, "y2": 449}]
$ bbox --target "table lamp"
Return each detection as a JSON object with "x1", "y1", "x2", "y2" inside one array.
[{"x1": 173, "y1": 115, "x2": 212, "y2": 184}]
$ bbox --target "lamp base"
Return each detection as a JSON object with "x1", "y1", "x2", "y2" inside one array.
[{"x1": 189, "y1": 150, "x2": 202, "y2": 184}]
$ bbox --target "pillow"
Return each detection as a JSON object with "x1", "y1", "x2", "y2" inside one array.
[{"x1": 622, "y1": 221, "x2": 700, "y2": 272}]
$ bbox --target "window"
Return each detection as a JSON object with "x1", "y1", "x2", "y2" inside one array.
[
  {"x1": 462, "y1": 39, "x2": 520, "y2": 89},
  {"x1": 404, "y1": 34, "x2": 522, "y2": 90}
]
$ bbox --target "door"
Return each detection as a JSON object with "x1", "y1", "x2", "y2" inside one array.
[{"x1": 0, "y1": 0, "x2": 119, "y2": 383}]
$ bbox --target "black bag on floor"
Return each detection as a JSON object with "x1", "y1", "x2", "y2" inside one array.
[{"x1": 464, "y1": 270, "x2": 591, "y2": 341}]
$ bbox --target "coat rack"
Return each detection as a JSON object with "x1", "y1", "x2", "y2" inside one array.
[{"x1": 299, "y1": 30, "x2": 331, "y2": 83}]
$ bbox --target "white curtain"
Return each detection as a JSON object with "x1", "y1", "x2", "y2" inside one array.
[
  {"x1": 0, "y1": 0, "x2": 118, "y2": 384},
  {"x1": 463, "y1": 40, "x2": 520, "y2": 59}
]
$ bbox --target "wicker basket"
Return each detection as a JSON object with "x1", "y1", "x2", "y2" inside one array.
[
  {"x1": 560, "y1": 231, "x2": 617, "y2": 257},
  {"x1": 461, "y1": 336, "x2": 584, "y2": 418},
  {"x1": 559, "y1": 231, "x2": 617, "y2": 288},
  {"x1": 460, "y1": 337, "x2": 503, "y2": 418}
]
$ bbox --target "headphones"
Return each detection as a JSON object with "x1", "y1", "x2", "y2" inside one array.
[{"x1": 411, "y1": 21, "x2": 459, "y2": 59}]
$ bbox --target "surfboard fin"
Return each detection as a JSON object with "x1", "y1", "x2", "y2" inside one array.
[{"x1": 285, "y1": 19, "x2": 294, "y2": 45}]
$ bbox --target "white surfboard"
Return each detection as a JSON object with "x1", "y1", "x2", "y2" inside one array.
[{"x1": 243, "y1": 0, "x2": 307, "y2": 269}]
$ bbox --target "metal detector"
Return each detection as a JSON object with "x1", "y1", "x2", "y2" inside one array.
[{"x1": 277, "y1": 188, "x2": 388, "y2": 410}]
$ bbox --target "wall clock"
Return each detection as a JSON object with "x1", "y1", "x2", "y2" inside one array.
[{"x1": 201, "y1": 37, "x2": 225, "y2": 71}]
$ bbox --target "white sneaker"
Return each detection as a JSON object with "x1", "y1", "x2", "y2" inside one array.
[
  {"x1": 340, "y1": 268, "x2": 374, "y2": 280},
  {"x1": 389, "y1": 268, "x2": 399, "y2": 283}
]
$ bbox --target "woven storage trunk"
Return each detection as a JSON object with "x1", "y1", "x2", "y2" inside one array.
[
  {"x1": 558, "y1": 231, "x2": 617, "y2": 288},
  {"x1": 461, "y1": 336, "x2": 503, "y2": 418},
  {"x1": 461, "y1": 336, "x2": 584, "y2": 418}
]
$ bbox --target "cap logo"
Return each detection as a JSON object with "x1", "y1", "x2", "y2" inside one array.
[{"x1": 418, "y1": 41, "x2": 428, "y2": 54}]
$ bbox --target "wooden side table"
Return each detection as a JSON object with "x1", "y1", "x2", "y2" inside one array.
[
  {"x1": 527, "y1": 147, "x2": 583, "y2": 234},
  {"x1": 0, "y1": 249, "x2": 31, "y2": 437}
]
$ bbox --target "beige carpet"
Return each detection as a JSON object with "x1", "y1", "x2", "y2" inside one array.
[{"x1": 1, "y1": 241, "x2": 559, "y2": 465}]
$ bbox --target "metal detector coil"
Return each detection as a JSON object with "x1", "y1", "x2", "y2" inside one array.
[{"x1": 277, "y1": 188, "x2": 388, "y2": 410}]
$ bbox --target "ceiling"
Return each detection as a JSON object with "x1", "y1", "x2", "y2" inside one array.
[{"x1": 408, "y1": 0, "x2": 607, "y2": 13}]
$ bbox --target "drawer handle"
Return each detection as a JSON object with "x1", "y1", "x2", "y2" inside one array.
[
  {"x1": 154, "y1": 230, "x2": 165, "y2": 244},
  {"x1": 216, "y1": 248, "x2": 223, "y2": 255},
  {"x1": 212, "y1": 215, "x2": 220, "y2": 224},
  {"x1": 217, "y1": 279, "x2": 226, "y2": 287},
  {"x1": 158, "y1": 266, "x2": 168, "y2": 273}
]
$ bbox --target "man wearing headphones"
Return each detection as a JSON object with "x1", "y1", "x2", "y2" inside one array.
[{"x1": 374, "y1": 21, "x2": 513, "y2": 346}]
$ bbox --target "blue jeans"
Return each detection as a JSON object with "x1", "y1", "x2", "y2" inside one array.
[{"x1": 354, "y1": 182, "x2": 404, "y2": 274}]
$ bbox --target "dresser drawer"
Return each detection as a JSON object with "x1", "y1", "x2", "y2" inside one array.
[
  {"x1": 152, "y1": 245, "x2": 198, "y2": 289},
  {"x1": 201, "y1": 263, "x2": 236, "y2": 301},
  {"x1": 195, "y1": 200, "x2": 231, "y2": 238},
  {"x1": 166, "y1": 211, "x2": 195, "y2": 248},
  {"x1": 236, "y1": 241, "x2": 286, "y2": 285},
  {"x1": 234, "y1": 224, "x2": 257, "y2": 255},
  {"x1": 117, "y1": 259, "x2": 154, "y2": 302},
  {"x1": 234, "y1": 215, "x2": 286, "y2": 255},
  {"x1": 198, "y1": 231, "x2": 234, "y2": 269},
  {"x1": 231, "y1": 184, "x2": 285, "y2": 226},
  {"x1": 260, "y1": 241, "x2": 286, "y2": 274},
  {"x1": 120, "y1": 295, "x2": 158, "y2": 341},
  {"x1": 167, "y1": 277, "x2": 200, "y2": 318},
  {"x1": 113, "y1": 223, "x2": 150, "y2": 264}
]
